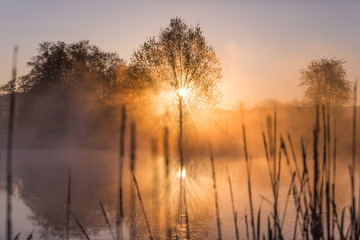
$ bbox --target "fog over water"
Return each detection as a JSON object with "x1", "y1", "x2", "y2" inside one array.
[
  {"x1": 0, "y1": 2, "x2": 359, "y2": 238},
  {"x1": 0, "y1": 94, "x2": 359, "y2": 239}
]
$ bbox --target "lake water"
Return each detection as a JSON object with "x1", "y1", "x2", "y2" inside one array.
[{"x1": 0, "y1": 149, "x2": 355, "y2": 239}]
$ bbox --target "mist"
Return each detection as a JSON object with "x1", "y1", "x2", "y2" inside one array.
[
  {"x1": 0, "y1": 10, "x2": 359, "y2": 239},
  {"x1": 1, "y1": 77, "x2": 359, "y2": 239}
]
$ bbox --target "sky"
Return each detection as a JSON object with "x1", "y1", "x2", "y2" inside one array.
[{"x1": 1, "y1": 0, "x2": 359, "y2": 109}]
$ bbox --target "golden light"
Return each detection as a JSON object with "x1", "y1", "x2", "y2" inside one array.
[
  {"x1": 178, "y1": 168, "x2": 186, "y2": 179},
  {"x1": 179, "y1": 88, "x2": 188, "y2": 98}
]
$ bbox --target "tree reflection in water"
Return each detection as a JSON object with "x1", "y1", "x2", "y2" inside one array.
[{"x1": 10, "y1": 149, "x2": 214, "y2": 239}]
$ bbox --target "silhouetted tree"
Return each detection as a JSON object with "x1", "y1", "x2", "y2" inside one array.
[
  {"x1": 299, "y1": 58, "x2": 352, "y2": 106},
  {"x1": 0, "y1": 41, "x2": 125, "y2": 147},
  {"x1": 126, "y1": 17, "x2": 222, "y2": 113},
  {"x1": 16, "y1": 40, "x2": 124, "y2": 96},
  {"x1": 0, "y1": 79, "x2": 15, "y2": 96}
]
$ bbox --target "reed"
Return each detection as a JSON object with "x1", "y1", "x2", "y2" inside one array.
[
  {"x1": 292, "y1": 173, "x2": 307, "y2": 240},
  {"x1": 316, "y1": 106, "x2": 329, "y2": 240},
  {"x1": 311, "y1": 105, "x2": 323, "y2": 239},
  {"x1": 6, "y1": 46, "x2": 18, "y2": 240},
  {"x1": 71, "y1": 211, "x2": 91, "y2": 240},
  {"x1": 132, "y1": 172, "x2": 154, "y2": 240},
  {"x1": 65, "y1": 168, "x2": 71, "y2": 240},
  {"x1": 280, "y1": 136, "x2": 294, "y2": 178},
  {"x1": 350, "y1": 81, "x2": 358, "y2": 239},
  {"x1": 331, "y1": 127, "x2": 337, "y2": 239},
  {"x1": 267, "y1": 217, "x2": 272, "y2": 240},
  {"x1": 209, "y1": 144, "x2": 222, "y2": 240},
  {"x1": 245, "y1": 212, "x2": 250, "y2": 240},
  {"x1": 262, "y1": 132, "x2": 275, "y2": 193},
  {"x1": 280, "y1": 135, "x2": 301, "y2": 236},
  {"x1": 184, "y1": 185, "x2": 191, "y2": 240},
  {"x1": 256, "y1": 207, "x2": 261, "y2": 240},
  {"x1": 242, "y1": 125, "x2": 256, "y2": 240},
  {"x1": 323, "y1": 106, "x2": 331, "y2": 240},
  {"x1": 275, "y1": 150, "x2": 283, "y2": 240},
  {"x1": 287, "y1": 133, "x2": 301, "y2": 184},
  {"x1": 279, "y1": 136, "x2": 300, "y2": 236},
  {"x1": 227, "y1": 168, "x2": 239, "y2": 240},
  {"x1": 130, "y1": 122, "x2": 136, "y2": 240},
  {"x1": 116, "y1": 106, "x2": 126, "y2": 240},
  {"x1": 99, "y1": 201, "x2": 115, "y2": 240},
  {"x1": 151, "y1": 136, "x2": 159, "y2": 234},
  {"x1": 280, "y1": 172, "x2": 295, "y2": 230},
  {"x1": 263, "y1": 114, "x2": 283, "y2": 240},
  {"x1": 163, "y1": 127, "x2": 171, "y2": 239},
  {"x1": 301, "y1": 137, "x2": 310, "y2": 240}
]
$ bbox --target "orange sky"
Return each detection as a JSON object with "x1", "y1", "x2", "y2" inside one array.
[{"x1": 1, "y1": 1, "x2": 359, "y2": 109}]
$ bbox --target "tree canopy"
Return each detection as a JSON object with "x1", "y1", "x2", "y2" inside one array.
[
  {"x1": 126, "y1": 17, "x2": 222, "y2": 113},
  {"x1": 16, "y1": 40, "x2": 124, "y2": 96},
  {"x1": 299, "y1": 58, "x2": 352, "y2": 106},
  {"x1": 0, "y1": 41, "x2": 125, "y2": 146}
]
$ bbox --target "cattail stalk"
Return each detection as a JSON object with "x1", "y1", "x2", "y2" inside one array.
[
  {"x1": 281, "y1": 172, "x2": 296, "y2": 229},
  {"x1": 227, "y1": 169, "x2": 239, "y2": 240},
  {"x1": 280, "y1": 136, "x2": 294, "y2": 177},
  {"x1": 274, "y1": 111, "x2": 277, "y2": 194},
  {"x1": 326, "y1": 110, "x2": 331, "y2": 239},
  {"x1": 288, "y1": 133, "x2": 302, "y2": 185},
  {"x1": 242, "y1": 125, "x2": 256, "y2": 240},
  {"x1": 151, "y1": 136, "x2": 159, "y2": 233},
  {"x1": 331, "y1": 129, "x2": 337, "y2": 239},
  {"x1": 66, "y1": 168, "x2": 71, "y2": 240},
  {"x1": 312, "y1": 105, "x2": 323, "y2": 239},
  {"x1": 292, "y1": 177, "x2": 307, "y2": 240},
  {"x1": 301, "y1": 138, "x2": 310, "y2": 240},
  {"x1": 210, "y1": 145, "x2": 222, "y2": 240},
  {"x1": 6, "y1": 46, "x2": 18, "y2": 240},
  {"x1": 245, "y1": 212, "x2": 250, "y2": 240},
  {"x1": 324, "y1": 108, "x2": 331, "y2": 240},
  {"x1": 130, "y1": 123, "x2": 136, "y2": 240},
  {"x1": 164, "y1": 127, "x2": 171, "y2": 238},
  {"x1": 351, "y1": 81, "x2": 357, "y2": 240},
  {"x1": 262, "y1": 133, "x2": 275, "y2": 193},
  {"x1": 116, "y1": 106, "x2": 126, "y2": 240},
  {"x1": 275, "y1": 150, "x2": 283, "y2": 240}
]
